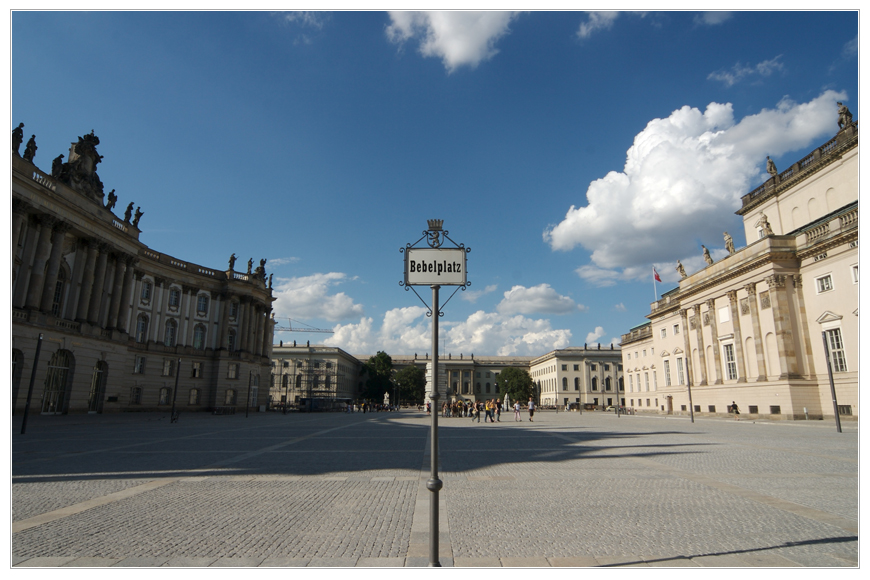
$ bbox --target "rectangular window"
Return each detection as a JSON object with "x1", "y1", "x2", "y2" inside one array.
[
  {"x1": 230, "y1": 301, "x2": 239, "y2": 318},
  {"x1": 628, "y1": 375, "x2": 633, "y2": 392},
  {"x1": 676, "y1": 357, "x2": 685, "y2": 385},
  {"x1": 642, "y1": 350, "x2": 646, "y2": 357},
  {"x1": 141, "y1": 281, "x2": 152, "y2": 301},
  {"x1": 708, "y1": 405, "x2": 716, "y2": 413},
  {"x1": 196, "y1": 295, "x2": 209, "y2": 315},
  {"x1": 590, "y1": 364, "x2": 596, "y2": 371},
  {"x1": 653, "y1": 371, "x2": 657, "y2": 390},
  {"x1": 770, "y1": 405, "x2": 781, "y2": 415},
  {"x1": 162, "y1": 359, "x2": 175, "y2": 377},
  {"x1": 134, "y1": 356, "x2": 146, "y2": 374},
  {"x1": 573, "y1": 365, "x2": 579, "y2": 371},
  {"x1": 851, "y1": 264, "x2": 858, "y2": 284},
  {"x1": 664, "y1": 360, "x2": 671, "y2": 386},
  {"x1": 192, "y1": 361, "x2": 202, "y2": 378},
  {"x1": 825, "y1": 328, "x2": 848, "y2": 372},
  {"x1": 748, "y1": 406, "x2": 758, "y2": 414},
  {"x1": 660, "y1": 328, "x2": 667, "y2": 338},
  {"x1": 604, "y1": 364, "x2": 610, "y2": 371},
  {"x1": 131, "y1": 387, "x2": 142, "y2": 405},
  {"x1": 189, "y1": 389, "x2": 200, "y2": 405},
  {"x1": 169, "y1": 288, "x2": 180, "y2": 308},
  {"x1": 673, "y1": 324, "x2": 680, "y2": 335},
  {"x1": 228, "y1": 363, "x2": 239, "y2": 379},
  {"x1": 816, "y1": 274, "x2": 834, "y2": 293},
  {"x1": 723, "y1": 344, "x2": 737, "y2": 380},
  {"x1": 561, "y1": 364, "x2": 567, "y2": 371},
  {"x1": 644, "y1": 372, "x2": 649, "y2": 391}
]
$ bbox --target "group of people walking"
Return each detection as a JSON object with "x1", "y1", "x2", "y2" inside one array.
[{"x1": 437, "y1": 398, "x2": 536, "y2": 423}]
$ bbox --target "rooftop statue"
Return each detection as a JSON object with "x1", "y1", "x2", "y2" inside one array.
[
  {"x1": 837, "y1": 102, "x2": 853, "y2": 130},
  {"x1": 702, "y1": 245, "x2": 713, "y2": 266},
  {"x1": 124, "y1": 202, "x2": 134, "y2": 223},
  {"x1": 757, "y1": 213, "x2": 774, "y2": 237},
  {"x1": 228, "y1": 253, "x2": 237, "y2": 271},
  {"x1": 133, "y1": 206, "x2": 144, "y2": 228},
  {"x1": 12, "y1": 123, "x2": 24, "y2": 155},
  {"x1": 766, "y1": 156, "x2": 777, "y2": 178},
  {"x1": 676, "y1": 260, "x2": 687, "y2": 279},
  {"x1": 23, "y1": 135, "x2": 37, "y2": 163},
  {"x1": 724, "y1": 232, "x2": 735, "y2": 255},
  {"x1": 105, "y1": 189, "x2": 117, "y2": 211},
  {"x1": 247, "y1": 258, "x2": 253, "y2": 275},
  {"x1": 51, "y1": 154, "x2": 65, "y2": 178},
  {"x1": 58, "y1": 130, "x2": 106, "y2": 203}
]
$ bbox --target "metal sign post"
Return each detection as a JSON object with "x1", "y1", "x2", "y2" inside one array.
[
  {"x1": 20, "y1": 333, "x2": 45, "y2": 435},
  {"x1": 401, "y1": 219, "x2": 470, "y2": 567},
  {"x1": 821, "y1": 331, "x2": 842, "y2": 433}
]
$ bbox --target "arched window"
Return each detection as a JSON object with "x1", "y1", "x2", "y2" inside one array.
[
  {"x1": 51, "y1": 268, "x2": 67, "y2": 317},
  {"x1": 159, "y1": 387, "x2": 171, "y2": 405},
  {"x1": 42, "y1": 350, "x2": 73, "y2": 414},
  {"x1": 591, "y1": 376, "x2": 598, "y2": 391},
  {"x1": 574, "y1": 377, "x2": 580, "y2": 390},
  {"x1": 136, "y1": 314, "x2": 149, "y2": 343},
  {"x1": 88, "y1": 361, "x2": 108, "y2": 413},
  {"x1": 193, "y1": 324, "x2": 206, "y2": 350},
  {"x1": 164, "y1": 318, "x2": 177, "y2": 347},
  {"x1": 605, "y1": 376, "x2": 612, "y2": 391},
  {"x1": 485, "y1": 382, "x2": 490, "y2": 393},
  {"x1": 189, "y1": 388, "x2": 200, "y2": 405},
  {"x1": 618, "y1": 377, "x2": 624, "y2": 392},
  {"x1": 562, "y1": 377, "x2": 568, "y2": 391}
]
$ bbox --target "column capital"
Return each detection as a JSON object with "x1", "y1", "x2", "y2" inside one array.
[
  {"x1": 765, "y1": 274, "x2": 788, "y2": 289},
  {"x1": 134, "y1": 270, "x2": 145, "y2": 281},
  {"x1": 52, "y1": 220, "x2": 72, "y2": 235},
  {"x1": 727, "y1": 289, "x2": 738, "y2": 303},
  {"x1": 182, "y1": 284, "x2": 199, "y2": 294},
  {"x1": 792, "y1": 274, "x2": 803, "y2": 288},
  {"x1": 154, "y1": 277, "x2": 166, "y2": 287},
  {"x1": 743, "y1": 282, "x2": 757, "y2": 296}
]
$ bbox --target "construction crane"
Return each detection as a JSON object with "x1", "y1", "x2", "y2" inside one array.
[{"x1": 273, "y1": 317, "x2": 334, "y2": 334}]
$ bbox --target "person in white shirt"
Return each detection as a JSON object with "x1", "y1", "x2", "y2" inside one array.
[{"x1": 528, "y1": 397, "x2": 535, "y2": 422}]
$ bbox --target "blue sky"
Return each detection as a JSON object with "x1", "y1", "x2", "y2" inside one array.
[{"x1": 9, "y1": 10, "x2": 859, "y2": 356}]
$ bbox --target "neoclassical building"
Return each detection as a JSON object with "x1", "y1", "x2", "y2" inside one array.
[
  {"x1": 11, "y1": 127, "x2": 275, "y2": 414},
  {"x1": 621, "y1": 121, "x2": 858, "y2": 420}
]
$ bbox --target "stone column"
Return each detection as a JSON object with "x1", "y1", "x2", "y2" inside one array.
[
  {"x1": 11, "y1": 199, "x2": 31, "y2": 266},
  {"x1": 107, "y1": 253, "x2": 128, "y2": 329},
  {"x1": 262, "y1": 306, "x2": 274, "y2": 357},
  {"x1": 743, "y1": 283, "x2": 767, "y2": 381},
  {"x1": 13, "y1": 215, "x2": 41, "y2": 307},
  {"x1": 253, "y1": 304, "x2": 264, "y2": 356},
  {"x1": 679, "y1": 308, "x2": 694, "y2": 386},
  {"x1": 39, "y1": 221, "x2": 71, "y2": 313},
  {"x1": 792, "y1": 275, "x2": 816, "y2": 377},
  {"x1": 727, "y1": 290, "x2": 747, "y2": 382},
  {"x1": 24, "y1": 215, "x2": 57, "y2": 310},
  {"x1": 117, "y1": 258, "x2": 138, "y2": 333},
  {"x1": 239, "y1": 297, "x2": 251, "y2": 353},
  {"x1": 65, "y1": 239, "x2": 88, "y2": 320},
  {"x1": 219, "y1": 293, "x2": 231, "y2": 350},
  {"x1": 765, "y1": 274, "x2": 799, "y2": 379},
  {"x1": 75, "y1": 240, "x2": 100, "y2": 322},
  {"x1": 692, "y1": 304, "x2": 708, "y2": 385},
  {"x1": 705, "y1": 298, "x2": 723, "y2": 384},
  {"x1": 87, "y1": 243, "x2": 110, "y2": 326}
]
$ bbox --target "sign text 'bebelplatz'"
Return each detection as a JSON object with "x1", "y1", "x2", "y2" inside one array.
[{"x1": 405, "y1": 248, "x2": 466, "y2": 286}]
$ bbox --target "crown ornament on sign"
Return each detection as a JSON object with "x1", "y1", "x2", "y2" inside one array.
[{"x1": 427, "y1": 219, "x2": 443, "y2": 231}]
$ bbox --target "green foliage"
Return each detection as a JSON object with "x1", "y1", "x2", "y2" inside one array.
[
  {"x1": 363, "y1": 351, "x2": 393, "y2": 401},
  {"x1": 498, "y1": 367, "x2": 534, "y2": 404},
  {"x1": 394, "y1": 365, "x2": 427, "y2": 404}
]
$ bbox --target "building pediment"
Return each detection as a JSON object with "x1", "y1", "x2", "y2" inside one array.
[
  {"x1": 660, "y1": 350, "x2": 670, "y2": 357},
  {"x1": 815, "y1": 311, "x2": 843, "y2": 324},
  {"x1": 673, "y1": 347, "x2": 683, "y2": 354}
]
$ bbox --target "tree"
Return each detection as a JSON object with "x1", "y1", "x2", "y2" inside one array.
[
  {"x1": 394, "y1": 365, "x2": 426, "y2": 404},
  {"x1": 363, "y1": 351, "x2": 393, "y2": 401},
  {"x1": 498, "y1": 367, "x2": 534, "y2": 405}
]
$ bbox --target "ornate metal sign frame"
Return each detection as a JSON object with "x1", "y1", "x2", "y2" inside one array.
[{"x1": 399, "y1": 219, "x2": 471, "y2": 317}]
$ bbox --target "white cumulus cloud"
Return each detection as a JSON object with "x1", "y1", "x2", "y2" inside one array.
[
  {"x1": 585, "y1": 326, "x2": 605, "y2": 345},
  {"x1": 271, "y1": 272, "x2": 364, "y2": 322},
  {"x1": 326, "y1": 307, "x2": 573, "y2": 357},
  {"x1": 708, "y1": 55, "x2": 785, "y2": 87},
  {"x1": 577, "y1": 11, "x2": 619, "y2": 39},
  {"x1": 496, "y1": 284, "x2": 578, "y2": 315},
  {"x1": 386, "y1": 11, "x2": 520, "y2": 72},
  {"x1": 694, "y1": 12, "x2": 733, "y2": 26},
  {"x1": 461, "y1": 284, "x2": 498, "y2": 303},
  {"x1": 544, "y1": 91, "x2": 845, "y2": 284}
]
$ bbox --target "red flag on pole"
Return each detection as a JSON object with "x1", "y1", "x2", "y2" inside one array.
[{"x1": 653, "y1": 267, "x2": 661, "y2": 282}]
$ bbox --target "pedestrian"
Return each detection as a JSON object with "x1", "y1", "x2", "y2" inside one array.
[
  {"x1": 496, "y1": 399, "x2": 502, "y2": 422},
  {"x1": 514, "y1": 401, "x2": 521, "y2": 421},
  {"x1": 731, "y1": 401, "x2": 740, "y2": 421},
  {"x1": 476, "y1": 401, "x2": 482, "y2": 423},
  {"x1": 528, "y1": 397, "x2": 535, "y2": 422},
  {"x1": 484, "y1": 400, "x2": 492, "y2": 423}
]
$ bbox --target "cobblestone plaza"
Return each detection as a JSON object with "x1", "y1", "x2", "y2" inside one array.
[{"x1": 11, "y1": 409, "x2": 858, "y2": 567}]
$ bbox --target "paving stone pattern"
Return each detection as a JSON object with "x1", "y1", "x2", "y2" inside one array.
[{"x1": 11, "y1": 410, "x2": 858, "y2": 567}]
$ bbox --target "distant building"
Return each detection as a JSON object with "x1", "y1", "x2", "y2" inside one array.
[
  {"x1": 621, "y1": 122, "x2": 858, "y2": 420},
  {"x1": 269, "y1": 344, "x2": 363, "y2": 411},
  {"x1": 12, "y1": 128, "x2": 274, "y2": 414}
]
